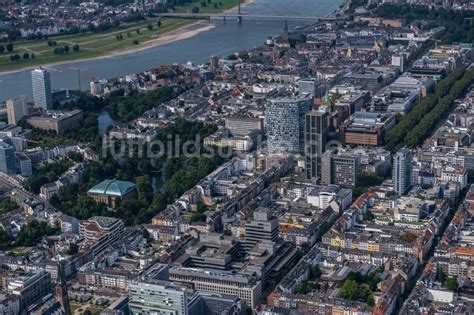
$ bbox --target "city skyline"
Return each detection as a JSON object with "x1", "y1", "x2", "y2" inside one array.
[{"x1": 0, "y1": 0, "x2": 472, "y2": 314}]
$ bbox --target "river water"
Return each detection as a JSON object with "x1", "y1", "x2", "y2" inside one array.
[{"x1": 0, "y1": 0, "x2": 342, "y2": 101}]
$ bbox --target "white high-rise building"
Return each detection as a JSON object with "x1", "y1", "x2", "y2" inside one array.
[
  {"x1": 31, "y1": 68, "x2": 52, "y2": 110},
  {"x1": 6, "y1": 96, "x2": 28, "y2": 125},
  {"x1": 393, "y1": 147, "x2": 413, "y2": 195},
  {"x1": 129, "y1": 281, "x2": 188, "y2": 315}
]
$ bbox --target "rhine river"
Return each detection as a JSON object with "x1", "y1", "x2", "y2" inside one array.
[{"x1": 0, "y1": 0, "x2": 342, "y2": 101}]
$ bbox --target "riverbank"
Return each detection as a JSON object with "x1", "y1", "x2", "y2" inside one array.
[
  {"x1": 0, "y1": 0, "x2": 344, "y2": 101},
  {"x1": 0, "y1": 0, "x2": 254, "y2": 75},
  {"x1": 0, "y1": 21, "x2": 216, "y2": 75}
]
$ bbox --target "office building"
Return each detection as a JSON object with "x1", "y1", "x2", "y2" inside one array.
[
  {"x1": 339, "y1": 112, "x2": 396, "y2": 147},
  {"x1": 393, "y1": 147, "x2": 413, "y2": 195},
  {"x1": 8, "y1": 136, "x2": 28, "y2": 152},
  {"x1": 334, "y1": 90, "x2": 369, "y2": 115},
  {"x1": 15, "y1": 152, "x2": 32, "y2": 176},
  {"x1": 189, "y1": 293, "x2": 247, "y2": 315},
  {"x1": 79, "y1": 216, "x2": 124, "y2": 256},
  {"x1": 244, "y1": 209, "x2": 279, "y2": 249},
  {"x1": 305, "y1": 110, "x2": 328, "y2": 180},
  {"x1": 79, "y1": 216, "x2": 124, "y2": 244},
  {"x1": 392, "y1": 55, "x2": 405, "y2": 72},
  {"x1": 266, "y1": 98, "x2": 310, "y2": 154},
  {"x1": 26, "y1": 110, "x2": 84, "y2": 133},
  {"x1": 6, "y1": 96, "x2": 28, "y2": 125},
  {"x1": 102, "y1": 295, "x2": 129, "y2": 315},
  {"x1": 8, "y1": 269, "x2": 52, "y2": 311},
  {"x1": 0, "y1": 125, "x2": 22, "y2": 138},
  {"x1": 129, "y1": 281, "x2": 188, "y2": 315},
  {"x1": 0, "y1": 141, "x2": 16, "y2": 175},
  {"x1": 175, "y1": 236, "x2": 240, "y2": 270},
  {"x1": 321, "y1": 150, "x2": 361, "y2": 187},
  {"x1": 210, "y1": 55, "x2": 219, "y2": 69},
  {"x1": 78, "y1": 268, "x2": 134, "y2": 291},
  {"x1": 298, "y1": 79, "x2": 326, "y2": 97},
  {"x1": 169, "y1": 267, "x2": 262, "y2": 308},
  {"x1": 225, "y1": 117, "x2": 263, "y2": 136},
  {"x1": 31, "y1": 68, "x2": 52, "y2": 110}
]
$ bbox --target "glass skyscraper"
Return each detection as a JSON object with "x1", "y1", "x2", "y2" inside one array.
[
  {"x1": 393, "y1": 147, "x2": 413, "y2": 195},
  {"x1": 266, "y1": 98, "x2": 310, "y2": 154},
  {"x1": 0, "y1": 141, "x2": 16, "y2": 175},
  {"x1": 305, "y1": 110, "x2": 328, "y2": 180},
  {"x1": 31, "y1": 68, "x2": 52, "y2": 110}
]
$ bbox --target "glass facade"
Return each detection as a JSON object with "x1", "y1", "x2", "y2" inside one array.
[
  {"x1": 266, "y1": 98, "x2": 310, "y2": 154},
  {"x1": 31, "y1": 68, "x2": 52, "y2": 110}
]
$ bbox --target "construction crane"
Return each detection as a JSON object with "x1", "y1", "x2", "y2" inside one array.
[{"x1": 68, "y1": 67, "x2": 88, "y2": 91}]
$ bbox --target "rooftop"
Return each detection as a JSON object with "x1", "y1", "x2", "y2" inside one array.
[{"x1": 88, "y1": 179, "x2": 136, "y2": 197}]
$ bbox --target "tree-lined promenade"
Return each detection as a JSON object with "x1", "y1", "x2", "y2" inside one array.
[{"x1": 384, "y1": 66, "x2": 474, "y2": 152}]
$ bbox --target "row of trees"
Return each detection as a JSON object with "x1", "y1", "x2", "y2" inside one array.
[
  {"x1": 9, "y1": 53, "x2": 35, "y2": 62},
  {"x1": 53, "y1": 44, "x2": 80, "y2": 55},
  {"x1": 384, "y1": 67, "x2": 471, "y2": 152},
  {"x1": 115, "y1": 21, "x2": 162, "y2": 42},
  {"x1": 403, "y1": 68, "x2": 474, "y2": 148},
  {"x1": 0, "y1": 44, "x2": 14, "y2": 53}
]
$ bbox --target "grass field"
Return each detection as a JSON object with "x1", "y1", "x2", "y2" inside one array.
[
  {"x1": 0, "y1": 0, "x2": 242, "y2": 72},
  {"x1": 0, "y1": 18, "x2": 194, "y2": 72}
]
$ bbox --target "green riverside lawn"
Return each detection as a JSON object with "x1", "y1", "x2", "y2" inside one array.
[{"x1": 0, "y1": 0, "x2": 240, "y2": 73}]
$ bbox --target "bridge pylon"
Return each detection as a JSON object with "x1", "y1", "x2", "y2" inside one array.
[{"x1": 237, "y1": 0, "x2": 242, "y2": 23}]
